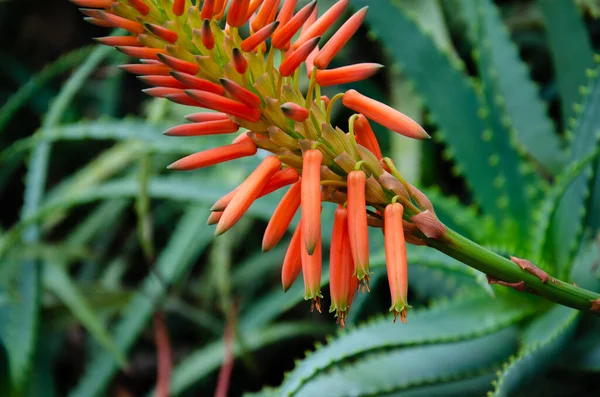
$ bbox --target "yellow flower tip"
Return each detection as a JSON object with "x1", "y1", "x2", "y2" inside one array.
[
  {"x1": 343, "y1": 89, "x2": 430, "y2": 140},
  {"x1": 206, "y1": 211, "x2": 223, "y2": 225}
]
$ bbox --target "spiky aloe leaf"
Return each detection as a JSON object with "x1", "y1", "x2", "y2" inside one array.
[
  {"x1": 473, "y1": 0, "x2": 543, "y2": 244},
  {"x1": 548, "y1": 67, "x2": 600, "y2": 274},
  {"x1": 277, "y1": 292, "x2": 536, "y2": 395},
  {"x1": 167, "y1": 322, "x2": 330, "y2": 396},
  {"x1": 491, "y1": 305, "x2": 580, "y2": 396},
  {"x1": 458, "y1": 0, "x2": 563, "y2": 174},
  {"x1": 0, "y1": 45, "x2": 94, "y2": 133},
  {"x1": 353, "y1": 0, "x2": 525, "y2": 227},
  {"x1": 538, "y1": 0, "x2": 595, "y2": 125},
  {"x1": 560, "y1": 315, "x2": 600, "y2": 373},
  {"x1": 531, "y1": 147, "x2": 600, "y2": 269},
  {"x1": 68, "y1": 206, "x2": 212, "y2": 397},
  {"x1": 43, "y1": 262, "x2": 126, "y2": 367},
  {"x1": 0, "y1": 261, "x2": 40, "y2": 389},
  {"x1": 292, "y1": 327, "x2": 517, "y2": 397}
]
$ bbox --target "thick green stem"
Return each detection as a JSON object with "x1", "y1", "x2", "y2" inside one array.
[{"x1": 427, "y1": 227, "x2": 600, "y2": 311}]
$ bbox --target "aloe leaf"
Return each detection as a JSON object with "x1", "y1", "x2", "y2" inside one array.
[
  {"x1": 293, "y1": 327, "x2": 517, "y2": 397},
  {"x1": 353, "y1": 0, "x2": 518, "y2": 225},
  {"x1": 538, "y1": 0, "x2": 595, "y2": 125},
  {"x1": 278, "y1": 292, "x2": 536, "y2": 395},
  {"x1": 547, "y1": 69, "x2": 600, "y2": 274},
  {"x1": 0, "y1": 260, "x2": 40, "y2": 389},
  {"x1": 491, "y1": 305, "x2": 580, "y2": 396},
  {"x1": 166, "y1": 322, "x2": 330, "y2": 396},
  {"x1": 0, "y1": 46, "x2": 95, "y2": 133},
  {"x1": 531, "y1": 152, "x2": 600, "y2": 271},
  {"x1": 68, "y1": 206, "x2": 212, "y2": 397},
  {"x1": 473, "y1": 0, "x2": 548, "y2": 244},
  {"x1": 460, "y1": 0, "x2": 564, "y2": 174},
  {"x1": 43, "y1": 262, "x2": 126, "y2": 367}
]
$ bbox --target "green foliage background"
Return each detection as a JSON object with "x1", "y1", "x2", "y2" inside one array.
[{"x1": 1, "y1": 0, "x2": 600, "y2": 396}]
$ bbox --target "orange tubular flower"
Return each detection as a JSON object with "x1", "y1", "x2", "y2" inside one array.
[
  {"x1": 228, "y1": 0, "x2": 251, "y2": 27},
  {"x1": 138, "y1": 75, "x2": 186, "y2": 89},
  {"x1": 279, "y1": 36, "x2": 320, "y2": 77},
  {"x1": 232, "y1": 48, "x2": 248, "y2": 74},
  {"x1": 282, "y1": 222, "x2": 303, "y2": 292},
  {"x1": 353, "y1": 114, "x2": 383, "y2": 160},
  {"x1": 171, "y1": 73, "x2": 225, "y2": 95},
  {"x1": 127, "y1": 0, "x2": 150, "y2": 15},
  {"x1": 186, "y1": 90, "x2": 261, "y2": 122},
  {"x1": 294, "y1": 0, "x2": 349, "y2": 49},
  {"x1": 217, "y1": 156, "x2": 281, "y2": 235},
  {"x1": 95, "y1": 36, "x2": 140, "y2": 46},
  {"x1": 116, "y1": 46, "x2": 167, "y2": 59},
  {"x1": 329, "y1": 205, "x2": 357, "y2": 327},
  {"x1": 316, "y1": 63, "x2": 383, "y2": 87},
  {"x1": 343, "y1": 89, "x2": 430, "y2": 140},
  {"x1": 313, "y1": 7, "x2": 368, "y2": 70},
  {"x1": 145, "y1": 23, "x2": 179, "y2": 44},
  {"x1": 271, "y1": 1, "x2": 316, "y2": 49},
  {"x1": 167, "y1": 139, "x2": 257, "y2": 170},
  {"x1": 301, "y1": 149, "x2": 323, "y2": 256},
  {"x1": 120, "y1": 63, "x2": 171, "y2": 75},
  {"x1": 220, "y1": 78, "x2": 261, "y2": 108},
  {"x1": 201, "y1": 0, "x2": 215, "y2": 20},
  {"x1": 164, "y1": 120, "x2": 240, "y2": 136},
  {"x1": 211, "y1": 167, "x2": 299, "y2": 212},
  {"x1": 263, "y1": 180, "x2": 301, "y2": 252},
  {"x1": 347, "y1": 170, "x2": 370, "y2": 286},
  {"x1": 185, "y1": 112, "x2": 229, "y2": 122},
  {"x1": 384, "y1": 203, "x2": 409, "y2": 324},
  {"x1": 70, "y1": 0, "x2": 112, "y2": 7},
  {"x1": 281, "y1": 102, "x2": 309, "y2": 122},
  {"x1": 73, "y1": 0, "x2": 432, "y2": 323},
  {"x1": 242, "y1": 21, "x2": 279, "y2": 52},
  {"x1": 172, "y1": 0, "x2": 185, "y2": 16},
  {"x1": 251, "y1": 0, "x2": 279, "y2": 31},
  {"x1": 207, "y1": 211, "x2": 223, "y2": 225},
  {"x1": 199, "y1": 19, "x2": 215, "y2": 49}
]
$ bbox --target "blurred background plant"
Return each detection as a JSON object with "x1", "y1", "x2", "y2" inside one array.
[{"x1": 1, "y1": 0, "x2": 600, "y2": 396}]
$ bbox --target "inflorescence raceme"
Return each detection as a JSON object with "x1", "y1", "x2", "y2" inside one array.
[{"x1": 71, "y1": 0, "x2": 442, "y2": 326}]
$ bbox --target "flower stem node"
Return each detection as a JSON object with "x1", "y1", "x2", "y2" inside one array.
[
  {"x1": 509, "y1": 256, "x2": 549, "y2": 283},
  {"x1": 486, "y1": 275, "x2": 526, "y2": 292}
]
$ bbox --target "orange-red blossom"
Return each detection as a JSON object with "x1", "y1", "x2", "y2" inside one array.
[{"x1": 71, "y1": 0, "x2": 438, "y2": 324}]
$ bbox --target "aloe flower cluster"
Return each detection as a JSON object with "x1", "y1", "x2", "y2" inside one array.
[{"x1": 72, "y1": 0, "x2": 444, "y2": 325}]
